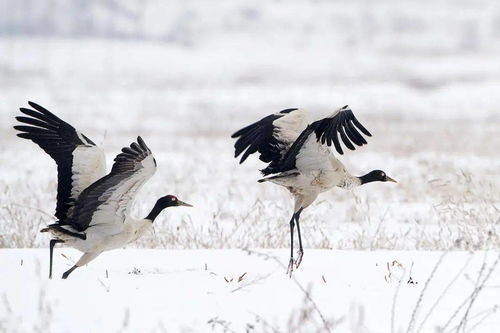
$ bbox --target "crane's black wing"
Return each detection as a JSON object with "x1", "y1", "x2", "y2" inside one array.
[
  {"x1": 270, "y1": 105, "x2": 372, "y2": 174},
  {"x1": 231, "y1": 108, "x2": 309, "y2": 174},
  {"x1": 66, "y1": 137, "x2": 156, "y2": 232},
  {"x1": 14, "y1": 102, "x2": 106, "y2": 222}
]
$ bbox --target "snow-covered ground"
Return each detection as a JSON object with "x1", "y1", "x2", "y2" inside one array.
[
  {"x1": 0, "y1": 249, "x2": 499, "y2": 332},
  {"x1": 1, "y1": 0, "x2": 500, "y2": 331}
]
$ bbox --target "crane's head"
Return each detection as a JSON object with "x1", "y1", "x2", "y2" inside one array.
[
  {"x1": 145, "y1": 195, "x2": 192, "y2": 222},
  {"x1": 157, "y1": 195, "x2": 193, "y2": 208},
  {"x1": 360, "y1": 170, "x2": 397, "y2": 185}
]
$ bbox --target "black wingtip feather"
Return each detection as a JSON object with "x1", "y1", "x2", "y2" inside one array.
[
  {"x1": 17, "y1": 133, "x2": 32, "y2": 140},
  {"x1": 333, "y1": 131, "x2": 343, "y2": 154},
  {"x1": 13, "y1": 125, "x2": 55, "y2": 135},
  {"x1": 338, "y1": 123, "x2": 355, "y2": 150},
  {"x1": 130, "y1": 142, "x2": 142, "y2": 153},
  {"x1": 351, "y1": 116, "x2": 372, "y2": 137},
  {"x1": 122, "y1": 147, "x2": 137, "y2": 155},
  {"x1": 137, "y1": 136, "x2": 149, "y2": 151},
  {"x1": 231, "y1": 112, "x2": 289, "y2": 165},
  {"x1": 231, "y1": 122, "x2": 256, "y2": 139},
  {"x1": 19, "y1": 106, "x2": 61, "y2": 127},
  {"x1": 343, "y1": 119, "x2": 366, "y2": 146},
  {"x1": 15, "y1": 116, "x2": 56, "y2": 130},
  {"x1": 27, "y1": 101, "x2": 60, "y2": 120},
  {"x1": 279, "y1": 108, "x2": 299, "y2": 114},
  {"x1": 28, "y1": 101, "x2": 50, "y2": 114}
]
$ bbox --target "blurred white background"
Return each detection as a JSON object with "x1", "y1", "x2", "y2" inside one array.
[{"x1": 2, "y1": 0, "x2": 500, "y2": 127}]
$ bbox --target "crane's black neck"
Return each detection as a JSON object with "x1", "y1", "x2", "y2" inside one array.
[
  {"x1": 145, "y1": 196, "x2": 185, "y2": 222},
  {"x1": 145, "y1": 201, "x2": 167, "y2": 222},
  {"x1": 358, "y1": 172, "x2": 378, "y2": 185}
]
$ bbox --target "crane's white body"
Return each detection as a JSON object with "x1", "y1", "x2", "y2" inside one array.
[
  {"x1": 261, "y1": 109, "x2": 361, "y2": 212},
  {"x1": 48, "y1": 217, "x2": 152, "y2": 266}
]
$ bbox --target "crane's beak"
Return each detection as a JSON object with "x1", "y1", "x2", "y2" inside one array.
[
  {"x1": 386, "y1": 176, "x2": 397, "y2": 183},
  {"x1": 177, "y1": 200, "x2": 193, "y2": 207}
]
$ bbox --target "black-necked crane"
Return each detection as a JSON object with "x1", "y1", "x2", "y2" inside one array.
[
  {"x1": 14, "y1": 102, "x2": 192, "y2": 279},
  {"x1": 231, "y1": 106, "x2": 396, "y2": 276}
]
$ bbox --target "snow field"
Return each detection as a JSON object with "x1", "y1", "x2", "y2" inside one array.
[{"x1": 0, "y1": 249, "x2": 498, "y2": 332}]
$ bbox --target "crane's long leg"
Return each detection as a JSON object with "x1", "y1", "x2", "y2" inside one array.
[
  {"x1": 62, "y1": 252, "x2": 101, "y2": 279},
  {"x1": 295, "y1": 208, "x2": 304, "y2": 268},
  {"x1": 62, "y1": 265, "x2": 77, "y2": 279},
  {"x1": 286, "y1": 213, "x2": 296, "y2": 277},
  {"x1": 49, "y1": 239, "x2": 64, "y2": 279}
]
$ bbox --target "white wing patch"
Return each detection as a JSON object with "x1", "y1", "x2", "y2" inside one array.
[
  {"x1": 295, "y1": 133, "x2": 361, "y2": 189},
  {"x1": 273, "y1": 109, "x2": 309, "y2": 149},
  {"x1": 295, "y1": 134, "x2": 332, "y2": 174},
  {"x1": 71, "y1": 145, "x2": 106, "y2": 200},
  {"x1": 89, "y1": 154, "x2": 157, "y2": 231}
]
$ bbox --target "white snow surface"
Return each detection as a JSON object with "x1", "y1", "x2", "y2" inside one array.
[{"x1": 0, "y1": 249, "x2": 499, "y2": 332}]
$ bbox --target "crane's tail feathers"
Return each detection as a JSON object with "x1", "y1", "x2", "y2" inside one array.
[
  {"x1": 258, "y1": 172, "x2": 300, "y2": 183},
  {"x1": 40, "y1": 224, "x2": 87, "y2": 240}
]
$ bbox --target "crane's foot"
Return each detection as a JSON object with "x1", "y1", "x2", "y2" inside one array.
[
  {"x1": 61, "y1": 265, "x2": 77, "y2": 279},
  {"x1": 286, "y1": 257, "x2": 295, "y2": 278},
  {"x1": 295, "y1": 249, "x2": 304, "y2": 269}
]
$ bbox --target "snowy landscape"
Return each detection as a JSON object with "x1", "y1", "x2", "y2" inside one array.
[{"x1": 1, "y1": 0, "x2": 499, "y2": 332}]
